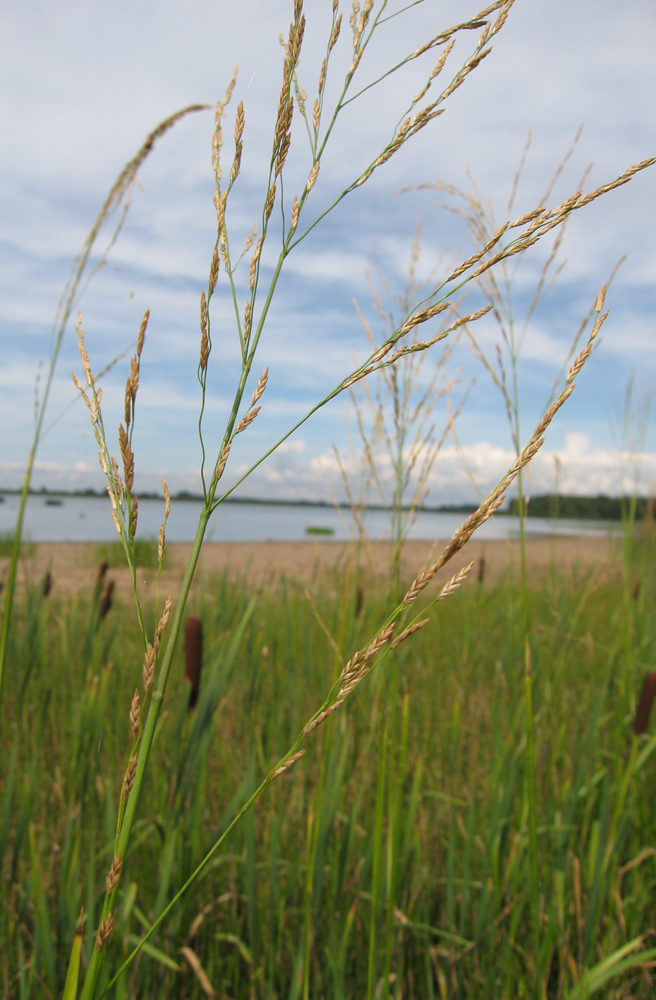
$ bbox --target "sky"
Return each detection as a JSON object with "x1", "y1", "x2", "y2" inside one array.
[{"x1": 1, "y1": 0, "x2": 655, "y2": 509}]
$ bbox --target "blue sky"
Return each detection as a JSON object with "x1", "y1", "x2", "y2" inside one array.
[{"x1": 1, "y1": 0, "x2": 655, "y2": 506}]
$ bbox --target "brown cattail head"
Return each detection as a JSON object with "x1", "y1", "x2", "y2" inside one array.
[
  {"x1": 354, "y1": 585, "x2": 364, "y2": 619},
  {"x1": 634, "y1": 671, "x2": 656, "y2": 735},
  {"x1": 477, "y1": 553, "x2": 486, "y2": 584},
  {"x1": 42, "y1": 570, "x2": 53, "y2": 598},
  {"x1": 99, "y1": 580, "x2": 115, "y2": 620},
  {"x1": 185, "y1": 617, "x2": 203, "y2": 709},
  {"x1": 94, "y1": 560, "x2": 109, "y2": 602}
]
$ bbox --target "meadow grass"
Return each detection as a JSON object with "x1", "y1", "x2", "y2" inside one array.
[
  {"x1": 2, "y1": 535, "x2": 656, "y2": 999},
  {"x1": 1, "y1": 2, "x2": 655, "y2": 997}
]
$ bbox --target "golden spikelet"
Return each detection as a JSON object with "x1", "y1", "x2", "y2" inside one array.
[
  {"x1": 290, "y1": 195, "x2": 299, "y2": 234},
  {"x1": 96, "y1": 913, "x2": 113, "y2": 951},
  {"x1": 306, "y1": 160, "x2": 320, "y2": 192},
  {"x1": 216, "y1": 442, "x2": 231, "y2": 481},
  {"x1": 129, "y1": 690, "x2": 140, "y2": 739},
  {"x1": 105, "y1": 852, "x2": 122, "y2": 895},
  {"x1": 235, "y1": 407, "x2": 261, "y2": 435},
  {"x1": 251, "y1": 368, "x2": 269, "y2": 407},
  {"x1": 142, "y1": 643, "x2": 155, "y2": 691},
  {"x1": 272, "y1": 749, "x2": 306, "y2": 781},
  {"x1": 121, "y1": 754, "x2": 138, "y2": 801}
]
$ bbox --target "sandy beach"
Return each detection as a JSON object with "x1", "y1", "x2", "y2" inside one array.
[{"x1": 1, "y1": 534, "x2": 624, "y2": 606}]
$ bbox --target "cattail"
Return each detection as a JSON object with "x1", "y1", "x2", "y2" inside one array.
[
  {"x1": 185, "y1": 617, "x2": 203, "y2": 709},
  {"x1": 634, "y1": 671, "x2": 656, "y2": 735},
  {"x1": 94, "y1": 560, "x2": 109, "y2": 602},
  {"x1": 355, "y1": 585, "x2": 364, "y2": 618},
  {"x1": 99, "y1": 580, "x2": 115, "y2": 620},
  {"x1": 42, "y1": 571, "x2": 53, "y2": 598},
  {"x1": 477, "y1": 553, "x2": 486, "y2": 584}
]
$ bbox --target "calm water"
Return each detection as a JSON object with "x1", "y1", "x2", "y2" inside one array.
[{"x1": 0, "y1": 493, "x2": 622, "y2": 543}]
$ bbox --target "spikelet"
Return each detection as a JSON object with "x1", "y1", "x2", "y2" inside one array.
[{"x1": 129, "y1": 690, "x2": 140, "y2": 738}]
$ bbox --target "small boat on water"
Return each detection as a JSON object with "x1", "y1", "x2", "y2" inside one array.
[{"x1": 45, "y1": 498, "x2": 64, "y2": 507}]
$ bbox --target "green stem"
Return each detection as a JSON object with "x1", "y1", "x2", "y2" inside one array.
[{"x1": 79, "y1": 504, "x2": 211, "y2": 1000}]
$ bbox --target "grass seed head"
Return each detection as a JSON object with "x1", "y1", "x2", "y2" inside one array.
[
  {"x1": 129, "y1": 690, "x2": 140, "y2": 738},
  {"x1": 216, "y1": 442, "x2": 231, "y2": 480},
  {"x1": 105, "y1": 852, "x2": 122, "y2": 895},
  {"x1": 136, "y1": 309, "x2": 149, "y2": 356},
  {"x1": 142, "y1": 643, "x2": 155, "y2": 691},
  {"x1": 122, "y1": 754, "x2": 138, "y2": 801},
  {"x1": 96, "y1": 913, "x2": 114, "y2": 951}
]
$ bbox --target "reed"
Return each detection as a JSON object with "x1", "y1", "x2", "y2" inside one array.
[{"x1": 1, "y1": 2, "x2": 655, "y2": 998}]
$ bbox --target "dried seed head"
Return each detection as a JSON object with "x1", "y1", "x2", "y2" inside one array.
[
  {"x1": 111, "y1": 511, "x2": 121, "y2": 537},
  {"x1": 136, "y1": 309, "x2": 149, "y2": 356},
  {"x1": 158, "y1": 523, "x2": 165, "y2": 565},
  {"x1": 154, "y1": 595, "x2": 173, "y2": 653},
  {"x1": 106, "y1": 483, "x2": 118, "y2": 511},
  {"x1": 234, "y1": 100, "x2": 244, "y2": 146},
  {"x1": 235, "y1": 407, "x2": 260, "y2": 435},
  {"x1": 312, "y1": 98, "x2": 320, "y2": 131},
  {"x1": 264, "y1": 184, "x2": 276, "y2": 221},
  {"x1": 130, "y1": 356, "x2": 139, "y2": 400},
  {"x1": 243, "y1": 301, "x2": 252, "y2": 342},
  {"x1": 209, "y1": 248, "x2": 220, "y2": 294},
  {"x1": 162, "y1": 479, "x2": 170, "y2": 519},
  {"x1": 129, "y1": 690, "x2": 140, "y2": 739},
  {"x1": 251, "y1": 368, "x2": 269, "y2": 406},
  {"x1": 216, "y1": 442, "x2": 231, "y2": 481},
  {"x1": 275, "y1": 131, "x2": 291, "y2": 176},
  {"x1": 105, "y1": 852, "x2": 122, "y2": 895},
  {"x1": 290, "y1": 195, "x2": 299, "y2": 234},
  {"x1": 390, "y1": 618, "x2": 430, "y2": 649},
  {"x1": 118, "y1": 424, "x2": 134, "y2": 493},
  {"x1": 215, "y1": 190, "x2": 228, "y2": 233},
  {"x1": 121, "y1": 754, "x2": 138, "y2": 800},
  {"x1": 200, "y1": 327, "x2": 209, "y2": 372},
  {"x1": 595, "y1": 285, "x2": 607, "y2": 314},
  {"x1": 306, "y1": 160, "x2": 320, "y2": 192},
  {"x1": 318, "y1": 59, "x2": 326, "y2": 96},
  {"x1": 71, "y1": 372, "x2": 83, "y2": 392},
  {"x1": 129, "y1": 494, "x2": 138, "y2": 541},
  {"x1": 96, "y1": 913, "x2": 114, "y2": 951},
  {"x1": 98, "y1": 450, "x2": 108, "y2": 476},
  {"x1": 124, "y1": 377, "x2": 132, "y2": 426},
  {"x1": 329, "y1": 12, "x2": 342, "y2": 49},
  {"x1": 142, "y1": 643, "x2": 155, "y2": 691},
  {"x1": 272, "y1": 748, "x2": 306, "y2": 781}
]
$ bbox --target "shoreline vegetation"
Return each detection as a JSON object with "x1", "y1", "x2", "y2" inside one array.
[{"x1": 1, "y1": 487, "x2": 653, "y2": 521}]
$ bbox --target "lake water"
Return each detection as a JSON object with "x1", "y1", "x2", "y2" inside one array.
[{"x1": 0, "y1": 492, "x2": 622, "y2": 544}]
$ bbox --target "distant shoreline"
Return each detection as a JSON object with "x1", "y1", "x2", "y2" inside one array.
[{"x1": 0, "y1": 488, "x2": 651, "y2": 521}]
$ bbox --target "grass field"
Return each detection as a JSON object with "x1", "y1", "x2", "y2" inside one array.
[{"x1": 2, "y1": 529, "x2": 656, "y2": 999}]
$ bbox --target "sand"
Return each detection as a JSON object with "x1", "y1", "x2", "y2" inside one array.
[{"x1": 0, "y1": 534, "x2": 624, "y2": 606}]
